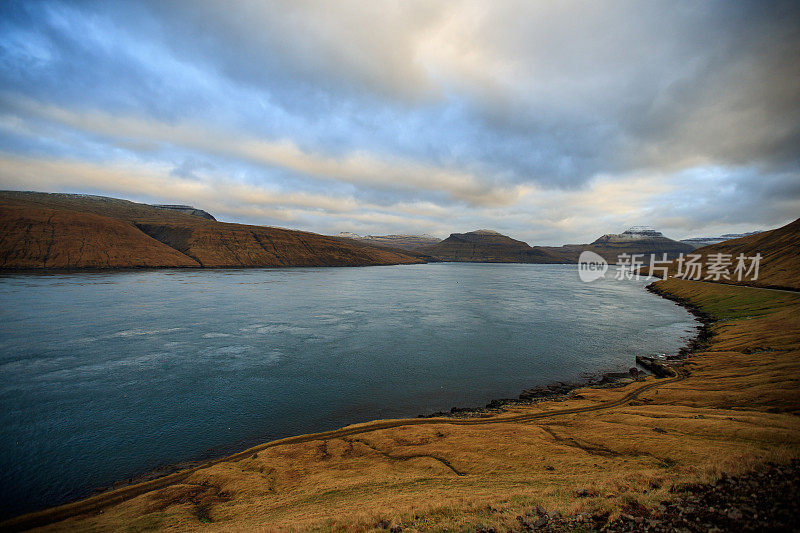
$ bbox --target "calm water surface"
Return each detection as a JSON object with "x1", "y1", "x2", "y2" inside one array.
[{"x1": 0, "y1": 263, "x2": 697, "y2": 517}]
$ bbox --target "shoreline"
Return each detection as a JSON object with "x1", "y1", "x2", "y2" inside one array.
[
  {"x1": 2, "y1": 278, "x2": 707, "y2": 527},
  {"x1": 415, "y1": 280, "x2": 711, "y2": 419}
]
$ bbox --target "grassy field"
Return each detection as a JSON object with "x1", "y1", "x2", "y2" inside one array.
[{"x1": 12, "y1": 278, "x2": 800, "y2": 532}]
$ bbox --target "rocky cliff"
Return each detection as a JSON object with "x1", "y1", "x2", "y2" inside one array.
[{"x1": 0, "y1": 204, "x2": 200, "y2": 269}]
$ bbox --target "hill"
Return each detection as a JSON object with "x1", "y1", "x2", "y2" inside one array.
[
  {"x1": 423, "y1": 229, "x2": 564, "y2": 263},
  {"x1": 651, "y1": 218, "x2": 800, "y2": 290},
  {"x1": 0, "y1": 191, "x2": 423, "y2": 269},
  {"x1": 337, "y1": 233, "x2": 441, "y2": 251}
]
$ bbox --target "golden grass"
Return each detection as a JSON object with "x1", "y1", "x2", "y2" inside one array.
[{"x1": 24, "y1": 278, "x2": 800, "y2": 532}]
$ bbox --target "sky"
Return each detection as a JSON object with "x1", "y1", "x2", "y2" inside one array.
[{"x1": 0, "y1": 1, "x2": 798, "y2": 245}]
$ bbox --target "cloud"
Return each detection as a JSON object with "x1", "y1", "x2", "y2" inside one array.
[
  {"x1": 2, "y1": 94, "x2": 524, "y2": 207},
  {"x1": 0, "y1": 0, "x2": 798, "y2": 244},
  {"x1": 0, "y1": 153, "x2": 457, "y2": 229}
]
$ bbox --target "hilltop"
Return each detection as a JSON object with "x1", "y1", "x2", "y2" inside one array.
[
  {"x1": 0, "y1": 191, "x2": 423, "y2": 269},
  {"x1": 423, "y1": 229, "x2": 564, "y2": 263}
]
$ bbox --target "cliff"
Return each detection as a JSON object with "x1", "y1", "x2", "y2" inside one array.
[
  {"x1": 0, "y1": 191, "x2": 423, "y2": 269},
  {"x1": 0, "y1": 205, "x2": 200, "y2": 269}
]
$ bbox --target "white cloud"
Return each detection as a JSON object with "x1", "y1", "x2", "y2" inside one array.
[{"x1": 4, "y1": 95, "x2": 524, "y2": 207}]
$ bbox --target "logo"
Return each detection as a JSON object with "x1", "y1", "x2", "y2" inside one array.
[{"x1": 578, "y1": 251, "x2": 608, "y2": 282}]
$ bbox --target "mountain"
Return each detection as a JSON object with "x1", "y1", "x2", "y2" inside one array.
[
  {"x1": 0, "y1": 191, "x2": 423, "y2": 269},
  {"x1": 423, "y1": 230, "x2": 564, "y2": 263},
  {"x1": 336, "y1": 232, "x2": 441, "y2": 251},
  {"x1": 650, "y1": 218, "x2": 800, "y2": 290},
  {"x1": 421, "y1": 227, "x2": 692, "y2": 264},
  {"x1": 542, "y1": 226, "x2": 694, "y2": 263},
  {"x1": 586, "y1": 226, "x2": 694, "y2": 260},
  {"x1": 681, "y1": 231, "x2": 763, "y2": 249}
]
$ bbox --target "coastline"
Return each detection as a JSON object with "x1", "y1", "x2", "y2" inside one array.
[
  {"x1": 1, "y1": 277, "x2": 706, "y2": 529},
  {"x1": 5, "y1": 278, "x2": 800, "y2": 531},
  {"x1": 419, "y1": 280, "x2": 712, "y2": 419}
]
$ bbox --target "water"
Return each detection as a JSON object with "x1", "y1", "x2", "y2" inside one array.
[{"x1": 0, "y1": 263, "x2": 697, "y2": 518}]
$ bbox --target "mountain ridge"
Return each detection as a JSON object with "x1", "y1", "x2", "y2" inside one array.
[
  {"x1": 0, "y1": 191, "x2": 423, "y2": 269},
  {"x1": 424, "y1": 227, "x2": 693, "y2": 264}
]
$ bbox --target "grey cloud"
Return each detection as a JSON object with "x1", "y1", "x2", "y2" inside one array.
[{"x1": 0, "y1": 0, "x2": 798, "y2": 243}]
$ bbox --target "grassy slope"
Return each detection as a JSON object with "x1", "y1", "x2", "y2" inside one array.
[
  {"x1": 647, "y1": 217, "x2": 800, "y2": 291},
  {"x1": 14, "y1": 278, "x2": 799, "y2": 532}
]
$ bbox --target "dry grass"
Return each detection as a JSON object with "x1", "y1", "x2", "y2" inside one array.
[{"x1": 28, "y1": 278, "x2": 800, "y2": 532}]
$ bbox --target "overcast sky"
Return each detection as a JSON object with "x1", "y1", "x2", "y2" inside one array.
[{"x1": 1, "y1": 1, "x2": 798, "y2": 245}]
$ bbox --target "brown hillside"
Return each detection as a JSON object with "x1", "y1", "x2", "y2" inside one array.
[
  {"x1": 0, "y1": 205, "x2": 200, "y2": 269},
  {"x1": 0, "y1": 191, "x2": 423, "y2": 269},
  {"x1": 649, "y1": 218, "x2": 800, "y2": 291},
  {"x1": 134, "y1": 221, "x2": 424, "y2": 268}
]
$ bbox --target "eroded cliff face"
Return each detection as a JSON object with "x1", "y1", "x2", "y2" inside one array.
[
  {"x1": 0, "y1": 192, "x2": 423, "y2": 269},
  {"x1": 134, "y1": 222, "x2": 422, "y2": 268},
  {"x1": 0, "y1": 205, "x2": 200, "y2": 268}
]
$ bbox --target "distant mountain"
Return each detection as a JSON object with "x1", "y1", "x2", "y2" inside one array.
[
  {"x1": 421, "y1": 227, "x2": 693, "y2": 264},
  {"x1": 681, "y1": 231, "x2": 763, "y2": 249},
  {"x1": 587, "y1": 226, "x2": 694, "y2": 260},
  {"x1": 0, "y1": 191, "x2": 423, "y2": 269},
  {"x1": 542, "y1": 226, "x2": 694, "y2": 263},
  {"x1": 150, "y1": 204, "x2": 216, "y2": 220},
  {"x1": 423, "y1": 230, "x2": 564, "y2": 263},
  {"x1": 648, "y1": 218, "x2": 800, "y2": 291},
  {"x1": 337, "y1": 232, "x2": 441, "y2": 251}
]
